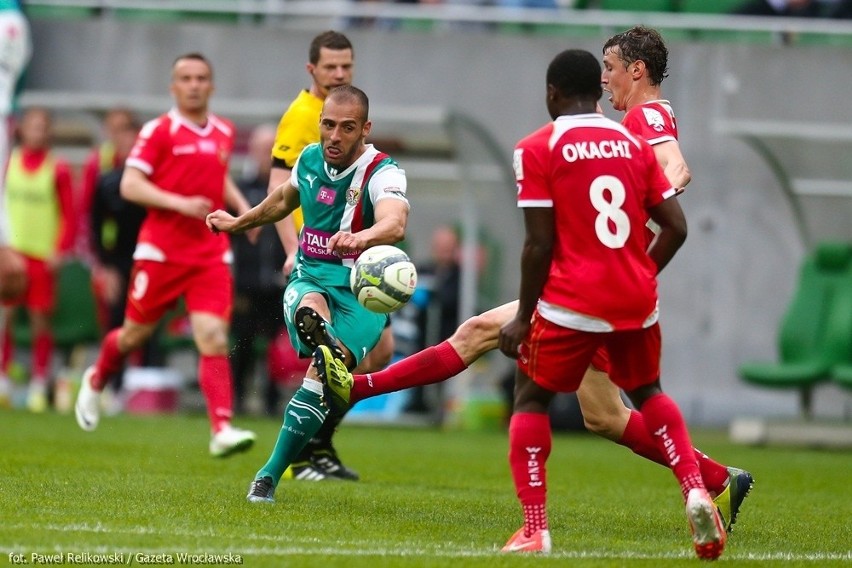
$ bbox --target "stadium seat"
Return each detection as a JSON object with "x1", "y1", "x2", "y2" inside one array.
[{"x1": 738, "y1": 241, "x2": 852, "y2": 419}]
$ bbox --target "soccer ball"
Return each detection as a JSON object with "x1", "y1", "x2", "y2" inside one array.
[{"x1": 350, "y1": 245, "x2": 418, "y2": 314}]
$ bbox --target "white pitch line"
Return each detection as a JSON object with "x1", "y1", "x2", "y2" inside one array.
[{"x1": 3, "y1": 523, "x2": 851, "y2": 562}]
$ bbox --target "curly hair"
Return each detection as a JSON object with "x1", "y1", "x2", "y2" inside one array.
[{"x1": 602, "y1": 26, "x2": 669, "y2": 86}]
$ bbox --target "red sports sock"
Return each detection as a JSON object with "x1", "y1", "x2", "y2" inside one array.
[
  {"x1": 619, "y1": 409, "x2": 730, "y2": 496},
  {"x1": 350, "y1": 340, "x2": 467, "y2": 404},
  {"x1": 199, "y1": 355, "x2": 234, "y2": 434},
  {"x1": 32, "y1": 331, "x2": 53, "y2": 380},
  {"x1": 93, "y1": 328, "x2": 125, "y2": 390},
  {"x1": 639, "y1": 394, "x2": 703, "y2": 500},
  {"x1": 508, "y1": 412, "x2": 551, "y2": 534},
  {"x1": 1, "y1": 325, "x2": 13, "y2": 374}
]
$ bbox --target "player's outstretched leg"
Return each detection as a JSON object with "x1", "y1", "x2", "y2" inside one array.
[{"x1": 579, "y1": 370, "x2": 754, "y2": 533}]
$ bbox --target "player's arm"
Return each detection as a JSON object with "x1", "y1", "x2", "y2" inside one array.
[
  {"x1": 326, "y1": 198, "x2": 409, "y2": 257},
  {"x1": 647, "y1": 195, "x2": 687, "y2": 273},
  {"x1": 120, "y1": 167, "x2": 212, "y2": 220},
  {"x1": 498, "y1": 206, "x2": 553, "y2": 359},
  {"x1": 652, "y1": 140, "x2": 691, "y2": 192},
  {"x1": 206, "y1": 179, "x2": 300, "y2": 235},
  {"x1": 268, "y1": 162, "x2": 300, "y2": 260}
]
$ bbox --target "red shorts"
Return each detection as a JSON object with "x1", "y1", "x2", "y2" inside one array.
[
  {"x1": 4, "y1": 255, "x2": 55, "y2": 313},
  {"x1": 124, "y1": 260, "x2": 233, "y2": 325},
  {"x1": 518, "y1": 310, "x2": 661, "y2": 393}
]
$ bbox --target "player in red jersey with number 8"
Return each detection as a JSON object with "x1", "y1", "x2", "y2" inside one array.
[{"x1": 497, "y1": 49, "x2": 725, "y2": 560}]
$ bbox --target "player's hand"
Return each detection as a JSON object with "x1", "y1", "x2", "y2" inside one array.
[
  {"x1": 178, "y1": 196, "x2": 214, "y2": 220},
  {"x1": 498, "y1": 317, "x2": 530, "y2": 359},
  {"x1": 206, "y1": 209, "x2": 240, "y2": 234},
  {"x1": 327, "y1": 231, "x2": 365, "y2": 257},
  {"x1": 0, "y1": 245, "x2": 27, "y2": 301}
]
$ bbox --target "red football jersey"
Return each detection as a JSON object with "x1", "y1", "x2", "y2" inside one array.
[
  {"x1": 513, "y1": 113, "x2": 676, "y2": 330},
  {"x1": 621, "y1": 100, "x2": 678, "y2": 146},
  {"x1": 126, "y1": 109, "x2": 234, "y2": 266}
]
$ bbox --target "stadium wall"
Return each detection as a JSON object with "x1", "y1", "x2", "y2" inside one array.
[{"x1": 24, "y1": 18, "x2": 852, "y2": 425}]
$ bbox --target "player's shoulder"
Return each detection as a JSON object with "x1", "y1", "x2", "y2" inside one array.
[
  {"x1": 283, "y1": 90, "x2": 323, "y2": 120},
  {"x1": 625, "y1": 100, "x2": 676, "y2": 131},
  {"x1": 207, "y1": 113, "x2": 235, "y2": 138},
  {"x1": 138, "y1": 114, "x2": 168, "y2": 140}
]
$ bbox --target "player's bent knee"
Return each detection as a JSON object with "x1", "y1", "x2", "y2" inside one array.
[{"x1": 582, "y1": 411, "x2": 623, "y2": 441}]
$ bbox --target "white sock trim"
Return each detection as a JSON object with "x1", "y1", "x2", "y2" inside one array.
[{"x1": 301, "y1": 377, "x2": 323, "y2": 395}]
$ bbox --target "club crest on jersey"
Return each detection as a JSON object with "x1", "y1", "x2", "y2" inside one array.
[
  {"x1": 642, "y1": 107, "x2": 666, "y2": 132},
  {"x1": 346, "y1": 186, "x2": 361, "y2": 206}
]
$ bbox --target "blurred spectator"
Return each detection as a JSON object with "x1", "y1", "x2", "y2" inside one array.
[
  {"x1": 494, "y1": 0, "x2": 558, "y2": 7},
  {"x1": 830, "y1": 0, "x2": 852, "y2": 16},
  {"x1": 77, "y1": 108, "x2": 138, "y2": 262},
  {"x1": 229, "y1": 123, "x2": 288, "y2": 416},
  {"x1": 1, "y1": 107, "x2": 75, "y2": 412},
  {"x1": 403, "y1": 225, "x2": 461, "y2": 414},
  {"x1": 0, "y1": 0, "x2": 32, "y2": 330},
  {"x1": 89, "y1": 116, "x2": 149, "y2": 407},
  {"x1": 731, "y1": 0, "x2": 822, "y2": 16}
]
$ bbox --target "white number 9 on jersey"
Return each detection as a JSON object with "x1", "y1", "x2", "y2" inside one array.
[{"x1": 590, "y1": 175, "x2": 630, "y2": 249}]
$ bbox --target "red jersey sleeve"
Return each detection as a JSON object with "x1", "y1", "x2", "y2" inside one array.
[
  {"x1": 513, "y1": 124, "x2": 553, "y2": 208},
  {"x1": 622, "y1": 101, "x2": 678, "y2": 146}
]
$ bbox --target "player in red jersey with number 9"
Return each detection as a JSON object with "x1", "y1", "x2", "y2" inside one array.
[{"x1": 74, "y1": 53, "x2": 258, "y2": 458}]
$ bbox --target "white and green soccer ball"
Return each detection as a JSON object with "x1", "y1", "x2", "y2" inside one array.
[{"x1": 350, "y1": 245, "x2": 418, "y2": 314}]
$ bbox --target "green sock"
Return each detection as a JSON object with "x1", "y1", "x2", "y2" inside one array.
[{"x1": 255, "y1": 380, "x2": 328, "y2": 484}]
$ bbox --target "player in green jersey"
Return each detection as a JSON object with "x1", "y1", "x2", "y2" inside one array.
[{"x1": 206, "y1": 85, "x2": 409, "y2": 500}]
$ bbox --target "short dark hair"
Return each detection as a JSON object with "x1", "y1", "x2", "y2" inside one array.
[
  {"x1": 546, "y1": 49, "x2": 603, "y2": 102},
  {"x1": 603, "y1": 26, "x2": 669, "y2": 86},
  {"x1": 172, "y1": 52, "x2": 213, "y2": 77},
  {"x1": 326, "y1": 85, "x2": 369, "y2": 121},
  {"x1": 309, "y1": 30, "x2": 353, "y2": 65}
]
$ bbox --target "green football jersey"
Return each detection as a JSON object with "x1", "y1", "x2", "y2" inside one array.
[{"x1": 290, "y1": 143, "x2": 408, "y2": 288}]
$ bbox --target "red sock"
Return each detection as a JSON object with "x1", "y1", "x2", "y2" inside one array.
[
  {"x1": 93, "y1": 328, "x2": 125, "y2": 390},
  {"x1": 350, "y1": 340, "x2": 466, "y2": 404},
  {"x1": 1, "y1": 325, "x2": 12, "y2": 374},
  {"x1": 639, "y1": 394, "x2": 703, "y2": 500},
  {"x1": 32, "y1": 331, "x2": 53, "y2": 380},
  {"x1": 199, "y1": 355, "x2": 233, "y2": 433},
  {"x1": 508, "y1": 412, "x2": 551, "y2": 534},
  {"x1": 619, "y1": 409, "x2": 730, "y2": 496}
]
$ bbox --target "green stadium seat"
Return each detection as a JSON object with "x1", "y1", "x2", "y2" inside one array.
[{"x1": 738, "y1": 241, "x2": 852, "y2": 419}]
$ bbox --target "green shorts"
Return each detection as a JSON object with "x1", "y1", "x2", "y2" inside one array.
[{"x1": 282, "y1": 272, "x2": 389, "y2": 366}]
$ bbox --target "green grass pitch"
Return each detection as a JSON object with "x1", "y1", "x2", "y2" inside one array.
[{"x1": 1, "y1": 409, "x2": 851, "y2": 566}]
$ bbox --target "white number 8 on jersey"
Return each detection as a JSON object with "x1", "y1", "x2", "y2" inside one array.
[{"x1": 590, "y1": 175, "x2": 630, "y2": 249}]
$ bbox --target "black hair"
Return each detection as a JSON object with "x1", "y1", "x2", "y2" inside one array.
[{"x1": 546, "y1": 49, "x2": 603, "y2": 102}]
